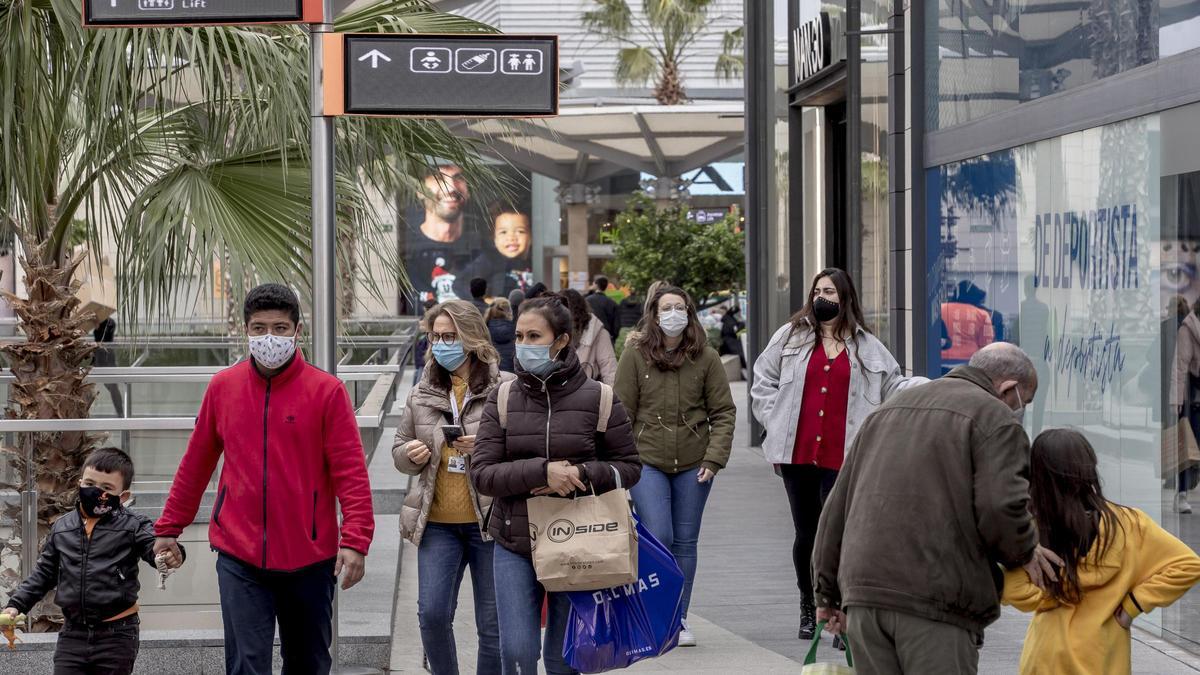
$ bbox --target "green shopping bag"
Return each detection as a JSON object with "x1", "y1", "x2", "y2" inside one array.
[{"x1": 800, "y1": 621, "x2": 855, "y2": 674}]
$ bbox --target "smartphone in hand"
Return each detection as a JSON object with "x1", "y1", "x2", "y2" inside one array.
[{"x1": 441, "y1": 424, "x2": 463, "y2": 445}]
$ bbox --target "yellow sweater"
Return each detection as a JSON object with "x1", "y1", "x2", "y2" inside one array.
[
  {"x1": 1002, "y1": 507, "x2": 1200, "y2": 675},
  {"x1": 428, "y1": 377, "x2": 476, "y2": 524}
]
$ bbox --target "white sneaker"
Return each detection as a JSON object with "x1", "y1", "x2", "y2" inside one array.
[
  {"x1": 678, "y1": 621, "x2": 697, "y2": 647},
  {"x1": 1177, "y1": 493, "x2": 1193, "y2": 514}
]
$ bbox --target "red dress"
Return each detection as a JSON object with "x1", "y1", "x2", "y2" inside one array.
[{"x1": 791, "y1": 347, "x2": 851, "y2": 470}]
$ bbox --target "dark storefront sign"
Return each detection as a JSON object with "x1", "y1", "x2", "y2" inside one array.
[{"x1": 792, "y1": 12, "x2": 845, "y2": 86}]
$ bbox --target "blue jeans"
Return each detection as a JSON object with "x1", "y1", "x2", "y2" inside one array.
[
  {"x1": 630, "y1": 464, "x2": 713, "y2": 618},
  {"x1": 417, "y1": 523, "x2": 500, "y2": 675},
  {"x1": 216, "y1": 553, "x2": 335, "y2": 675},
  {"x1": 492, "y1": 543, "x2": 577, "y2": 675}
]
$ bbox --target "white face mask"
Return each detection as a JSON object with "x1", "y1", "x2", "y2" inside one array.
[
  {"x1": 249, "y1": 334, "x2": 297, "y2": 370},
  {"x1": 659, "y1": 309, "x2": 689, "y2": 337}
]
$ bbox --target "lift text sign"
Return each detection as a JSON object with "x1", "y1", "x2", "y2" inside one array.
[
  {"x1": 324, "y1": 34, "x2": 559, "y2": 117},
  {"x1": 83, "y1": 0, "x2": 320, "y2": 27}
]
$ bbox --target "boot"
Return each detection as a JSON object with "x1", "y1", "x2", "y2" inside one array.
[{"x1": 799, "y1": 599, "x2": 817, "y2": 640}]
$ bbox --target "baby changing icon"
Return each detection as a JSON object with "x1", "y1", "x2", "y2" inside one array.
[{"x1": 501, "y1": 49, "x2": 543, "y2": 75}]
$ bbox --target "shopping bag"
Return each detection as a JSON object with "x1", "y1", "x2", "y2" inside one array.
[
  {"x1": 1162, "y1": 418, "x2": 1200, "y2": 475},
  {"x1": 800, "y1": 621, "x2": 855, "y2": 674},
  {"x1": 527, "y1": 486, "x2": 637, "y2": 592},
  {"x1": 562, "y1": 517, "x2": 686, "y2": 673}
]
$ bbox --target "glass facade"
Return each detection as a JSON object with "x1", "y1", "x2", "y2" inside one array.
[
  {"x1": 926, "y1": 101, "x2": 1200, "y2": 646},
  {"x1": 927, "y1": 0, "x2": 1200, "y2": 130},
  {"x1": 859, "y1": 0, "x2": 891, "y2": 344}
]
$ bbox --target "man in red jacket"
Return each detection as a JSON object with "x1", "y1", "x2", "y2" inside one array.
[{"x1": 154, "y1": 284, "x2": 374, "y2": 675}]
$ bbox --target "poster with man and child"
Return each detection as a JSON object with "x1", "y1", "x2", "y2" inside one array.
[{"x1": 401, "y1": 164, "x2": 535, "y2": 312}]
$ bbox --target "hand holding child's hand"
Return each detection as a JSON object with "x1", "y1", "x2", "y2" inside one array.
[
  {"x1": 154, "y1": 537, "x2": 183, "y2": 569},
  {"x1": 0, "y1": 608, "x2": 16, "y2": 620}
]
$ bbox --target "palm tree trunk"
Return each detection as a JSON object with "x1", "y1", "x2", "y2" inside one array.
[
  {"x1": 654, "y1": 59, "x2": 686, "y2": 105},
  {"x1": 0, "y1": 233, "x2": 99, "y2": 630}
]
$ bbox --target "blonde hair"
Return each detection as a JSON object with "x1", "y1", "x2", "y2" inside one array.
[
  {"x1": 486, "y1": 298, "x2": 513, "y2": 321},
  {"x1": 425, "y1": 300, "x2": 499, "y2": 392}
]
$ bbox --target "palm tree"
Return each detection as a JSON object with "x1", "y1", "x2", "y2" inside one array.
[
  {"x1": 581, "y1": 0, "x2": 743, "y2": 105},
  {"x1": 0, "y1": 0, "x2": 496, "y2": 628}
]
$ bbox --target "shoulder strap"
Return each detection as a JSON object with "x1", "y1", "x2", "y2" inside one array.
[
  {"x1": 596, "y1": 382, "x2": 614, "y2": 433},
  {"x1": 497, "y1": 380, "x2": 514, "y2": 429}
]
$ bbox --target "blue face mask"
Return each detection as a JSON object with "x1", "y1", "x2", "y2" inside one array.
[
  {"x1": 516, "y1": 342, "x2": 561, "y2": 377},
  {"x1": 432, "y1": 342, "x2": 467, "y2": 371}
]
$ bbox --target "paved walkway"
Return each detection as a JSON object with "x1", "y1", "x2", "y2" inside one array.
[{"x1": 386, "y1": 382, "x2": 1200, "y2": 673}]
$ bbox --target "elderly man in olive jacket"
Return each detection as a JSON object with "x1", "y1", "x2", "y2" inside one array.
[{"x1": 812, "y1": 343, "x2": 1061, "y2": 675}]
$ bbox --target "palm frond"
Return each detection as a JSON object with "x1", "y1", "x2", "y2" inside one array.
[
  {"x1": 582, "y1": 0, "x2": 636, "y2": 39},
  {"x1": 716, "y1": 27, "x2": 744, "y2": 80},
  {"x1": 615, "y1": 46, "x2": 660, "y2": 86}
]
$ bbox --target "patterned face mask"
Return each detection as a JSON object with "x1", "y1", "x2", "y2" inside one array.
[{"x1": 249, "y1": 333, "x2": 297, "y2": 369}]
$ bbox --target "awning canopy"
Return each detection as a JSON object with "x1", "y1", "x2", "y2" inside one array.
[{"x1": 455, "y1": 102, "x2": 745, "y2": 183}]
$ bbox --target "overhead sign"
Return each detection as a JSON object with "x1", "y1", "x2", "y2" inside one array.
[
  {"x1": 792, "y1": 12, "x2": 845, "y2": 84},
  {"x1": 323, "y1": 34, "x2": 559, "y2": 118},
  {"x1": 83, "y1": 0, "x2": 322, "y2": 27}
]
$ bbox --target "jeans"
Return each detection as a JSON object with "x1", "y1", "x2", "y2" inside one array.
[
  {"x1": 492, "y1": 543, "x2": 577, "y2": 675},
  {"x1": 216, "y1": 553, "x2": 336, "y2": 675},
  {"x1": 629, "y1": 464, "x2": 714, "y2": 618},
  {"x1": 54, "y1": 615, "x2": 140, "y2": 675},
  {"x1": 418, "y1": 523, "x2": 500, "y2": 675},
  {"x1": 779, "y1": 464, "x2": 839, "y2": 602}
]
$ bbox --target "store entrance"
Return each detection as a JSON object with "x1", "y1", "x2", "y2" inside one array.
[{"x1": 823, "y1": 100, "x2": 850, "y2": 274}]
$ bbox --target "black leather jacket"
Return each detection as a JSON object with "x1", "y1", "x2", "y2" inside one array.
[{"x1": 6, "y1": 508, "x2": 183, "y2": 625}]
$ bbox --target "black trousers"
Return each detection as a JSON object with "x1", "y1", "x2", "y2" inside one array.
[
  {"x1": 216, "y1": 553, "x2": 336, "y2": 675},
  {"x1": 780, "y1": 464, "x2": 839, "y2": 602},
  {"x1": 54, "y1": 614, "x2": 139, "y2": 675}
]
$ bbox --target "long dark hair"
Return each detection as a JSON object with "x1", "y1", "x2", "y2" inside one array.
[
  {"x1": 1029, "y1": 429, "x2": 1126, "y2": 604},
  {"x1": 789, "y1": 267, "x2": 869, "y2": 345},
  {"x1": 557, "y1": 289, "x2": 593, "y2": 341},
  {"x1": 629, "y1": 285, "x2": 707, "y2": 371}
]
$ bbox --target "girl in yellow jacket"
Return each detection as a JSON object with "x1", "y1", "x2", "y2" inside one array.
[{"x1": 1003, "y1": 428, "x2": 1200, "y2": 674}]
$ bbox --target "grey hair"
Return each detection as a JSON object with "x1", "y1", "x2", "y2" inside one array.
[{"x1": 968, "y1": 343, "x2": 1037, "y2": 386}]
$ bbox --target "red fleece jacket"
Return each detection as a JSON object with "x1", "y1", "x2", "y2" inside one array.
[{"x1": 156, "y1": 353, "x2": 374, "y2": 571}]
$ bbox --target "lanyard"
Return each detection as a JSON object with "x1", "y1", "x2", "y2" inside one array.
[{"x1": 448, "y1": 388, "x2": 462, "y2": 425}]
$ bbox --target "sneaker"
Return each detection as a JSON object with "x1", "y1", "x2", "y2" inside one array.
[
  {"x1": 678, "y1": 621, "x2": 697, "y2": 647},
  {"x1": 1177, "y1": 493, "x2": 1193, "y2": 514}
]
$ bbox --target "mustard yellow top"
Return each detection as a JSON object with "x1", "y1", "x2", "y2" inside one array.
[
  {"x1": 428, "y1": 376, "x2": 476, "y2": 524},
  {"x1": 1003, "y1": 507, "x2": 1200, "y2": 675}
]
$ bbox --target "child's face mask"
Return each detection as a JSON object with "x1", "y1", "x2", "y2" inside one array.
[{"x1": 78, "y1": 486, "x2": 124, "y2": 518}]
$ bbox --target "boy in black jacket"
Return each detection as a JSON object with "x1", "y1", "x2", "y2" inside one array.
[{"x1": 3, "y1": 447, "x2": 184, "y2": 675}]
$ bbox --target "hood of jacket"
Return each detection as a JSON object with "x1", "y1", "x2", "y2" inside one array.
[{"x1": 488, "y1": 318, "x2": 516, "y2": 344}]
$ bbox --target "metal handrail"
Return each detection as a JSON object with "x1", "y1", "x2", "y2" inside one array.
[{"x1": 0, "y1": 365, "x2": 402, "y2": 385}]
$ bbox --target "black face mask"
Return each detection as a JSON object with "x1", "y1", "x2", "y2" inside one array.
[
  {"x1": 79, "y1": 486, "x2": 122, "y2": 518},
  {"x1": 812, "y1": 297, "x2": 841, "y2": 323}
]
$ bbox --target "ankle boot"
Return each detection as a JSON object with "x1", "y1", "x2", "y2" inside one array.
[{"x1": 798, "y1": 599, "x2": 817, "y2": 640}]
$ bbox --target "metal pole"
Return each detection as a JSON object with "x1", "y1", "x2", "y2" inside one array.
[
  {"x1": 311, "y1": 4, "x2": 338, "y2": 375},
  {"x1": 20, "y1": 434, "x2": 36, "y2": 601}
]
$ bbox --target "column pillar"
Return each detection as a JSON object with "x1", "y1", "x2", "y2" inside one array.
[{"x1": 557, "y1": 183, "x2": 597, "y2": 290}]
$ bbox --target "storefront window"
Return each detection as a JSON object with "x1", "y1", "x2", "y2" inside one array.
[
  {"x1": 926, "y1": 101, "x2": 1200, "y2": 648},
  {"x1": 859, "y1": 0, "x2": 890, "y2": 345},
  {"x1": 926, "y1": 0, "x2": 1200, "y2": 130}
]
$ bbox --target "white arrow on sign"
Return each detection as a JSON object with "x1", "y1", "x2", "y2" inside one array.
[{"x1": 358, "y1": 49, "x2": 392, "y2": 69}]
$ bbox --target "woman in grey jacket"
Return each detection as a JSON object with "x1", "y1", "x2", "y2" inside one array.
[
  {"x1": 393, "y1": 300, "x2": 513, "y2": 675},
  {"x1": 751, "y1": 268, "x2": 925, "y2": 644}
]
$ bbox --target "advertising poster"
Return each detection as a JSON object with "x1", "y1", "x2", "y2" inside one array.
[{"x1": 401, "y1": 164, "x2": 535, "y2": 311}]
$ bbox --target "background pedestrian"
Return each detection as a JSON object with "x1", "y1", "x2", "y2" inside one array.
[
  {"x1": 750, "y1": 267, "x2": 923, "y2": 643},
  {"x1": 559, "y1": 289, "x2": 617, "y2": 385},
  {"x1": 615, "y1": 285, "x2": 736, "y2": 647},
  {"x1": 487, "y1": 299, "x2": 517, "y2": 373}
]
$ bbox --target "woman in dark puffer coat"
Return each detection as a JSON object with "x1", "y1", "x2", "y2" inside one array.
[{"x1": 470, "y1": 296, "x2": 641, "y2": 675}]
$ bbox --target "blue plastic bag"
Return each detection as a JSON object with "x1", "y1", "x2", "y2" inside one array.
[{"x1": 563, "y1": 517, "x2": 685, "y2": 672}]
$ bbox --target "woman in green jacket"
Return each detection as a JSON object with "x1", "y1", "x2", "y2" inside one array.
[{"x1": 615, "y1": 285, "x2": 737, "y2": 647}]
